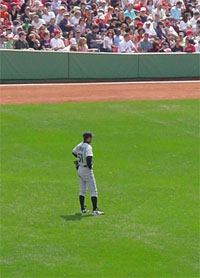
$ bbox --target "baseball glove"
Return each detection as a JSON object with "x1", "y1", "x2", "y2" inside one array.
[{"x1": 74, "y1": 160, "x2": 79, "y2": 170}]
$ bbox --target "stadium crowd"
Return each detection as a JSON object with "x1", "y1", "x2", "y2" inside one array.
[{"x1": 0, "y1": 0, "x2": 199, "y2": 52}]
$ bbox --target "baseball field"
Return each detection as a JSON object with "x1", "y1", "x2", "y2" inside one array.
[{"x1": 1, "y1": 81, "x2": 199, "y2": 278}]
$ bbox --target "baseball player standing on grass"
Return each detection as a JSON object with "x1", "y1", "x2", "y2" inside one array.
[{"x1": 72, "y1": 132, "x2": 104, "y2": 216}]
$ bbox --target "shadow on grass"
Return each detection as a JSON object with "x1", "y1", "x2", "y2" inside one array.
[{"x1": 61, "y1": 213, "x2": 93, "y2": 221}]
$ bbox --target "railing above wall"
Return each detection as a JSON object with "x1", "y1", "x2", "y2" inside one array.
[{"x1": 0, "y1": 49, "x2": 199, "y2": 83}]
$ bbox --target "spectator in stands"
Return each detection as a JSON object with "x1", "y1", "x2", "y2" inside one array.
[
  {"x1": 15, "y1": 31, "x2": 29, "y2": 49},
  {"x1": 103, "y1": 29, "x2": 114, "y2": 52},
  {"x1": 105, "y1": 6, "x2": 114, "y2": 24},
  {"x1": 159, "y1": 42, "x2": 172, "y2": 52},
  {"x1": 38, "y1": 25, "x2": 47, "y2": 40},
  {"x1": 9, "y1": 3, "x2": 19, "y2": 22},
  {"x1": 152, "y1": 3, "x2": 166, "y2": 21},
  {"x1": 86, "y1": 24, "x2": 103, "y2": 50},
  {"x1": 59, "y1": 12, "x2": 74, "y2": 34},
  {"x1": 149, "y1": 40, "x2": 160, "y2": 52},
  {"x1": 42, "y1": 6, "x2": 55, "y2": 24},
  {"x1": 14, "y1": 26, "x2": 24, "y2": 39},
  {"x1": 184, "y1": 38, "x2": 196, "y2": 52},
  {"x1": 5, "y1": 34, "x2": 14, "y2": 49},
  {"x1": 71, "y1": 10, "x2": 82, "y2": 26},
  {"x1": 140, "y1": 7, "x2": 148, "y2": 23},
  {"x1": 55, "y1": 6, "x2": 66, "y2": 26},
  {"x1": 0, "y1": 34, "x2": 6, "y2": 49},
  {"x1": 184, "y1": 4, "x2": 193, "y2": 18},
  {"x1": 139, "y1": 32, "x2": 152, "y2": 52},
  {"x1": 32, "y1": 14, "x2": 45, "y2": 30},
  {"x1": 20, "y1": 0, "x2": 30, "y2": 15},
  {"x1": 0, "y1": 5, "x2": 9, "y2": 24},
  {"x1": 76, "y1": 18, "x2": 86, "y2": 36},
  {"x1": 50, "y1": 29, "x2": 65, "y2": 50},
  {"x1": 172, "y1": 37, "x2": 184, "y2": 52},
  {"x1": 179, "y1": 13, "x2": 190, "y2": 34},
  {"x1": 152, "y1": 13, "x2": 160, "y2": 30},
  {"x1": 135, "y1": 27, "x2": 145, "y2": 42},
  {"x1": 147, "y1": 0, "x2": 154, "y2": 14},
  {"x1": 118, "y1": 9, "x2": 125, "y2": 24},
  {"x1": 155, "y1": 21, "x2": 166, "y2": 39},
  {"x1": 124, "y1": 3, "x2": 136, "y2": 20},
  {"x1": 178, "y1": 32, "x2": 185, "y2": 47},
  {"x1": 74, "y1": 29, "x2": 81, "y2": 43},
  {"x1": 143, "y1": 21, "x2": 157, "y2": 38},
  {"x1": 52, "y1": 0, "x2": 60, "y2": 15},
  {"x1": 77, "y1": 37, "x2": 88, "y2": 51},
  {"x1": 28, "y1": 33, "x2": 40, "y2": 50},
  {"x1": 118, "y1": 33, "x2": 137, "y2": 53},
  {"x1": 170, "y1": 1, "x2": 182, "y2": 21},
  {"x1": 22, "y1": 18, "x2": 32, "y2": 32},
  {"x1": 40, "y1": 31, "x2": 51, "y2": 50},
  {"x1": 32, "y1": 1, "x2": 43, "y2": 18},
  {"x1": 113, "y1": 28, "x2": 123, "y2": 47},
  {"x1": 21, "y1": 6, "x2": 32, "y2": 23},
  {"x1": 47, "y1": 18, "x2": 60, "y2": 37},
  {"x1": 189, "y1": 11, "x2": 200, "y2": 30}
]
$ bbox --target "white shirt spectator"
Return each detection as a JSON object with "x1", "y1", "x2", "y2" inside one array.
[
  {"x1": 143, "y1": 22, "x2": 157, "y2": 36},
  {"x1": 118, "y1": 39, "x2": 134, "y2": 53},
  {"x1": 189, "y1": 17, "x2": 198, "y2": 28},
  {"x1": 179, "y1": 20, "x2": 189, "y2": 31},
  {"x1": 165, "y1": 26, "x2": 178, "y2": 37},
  {"x1": 152, "y1": 7, "x2": 166, "y2": 20},
  {"x1": 51, "y1": 37, "x2": 65, "y2": 50},
  {"x1": 70, "y1": 16, "x2": 80, "y2": 25},
  {"x1": 42, "y1": 11, "x2": 55, "y2": 23},
  {"x1": 56, "y1": 14, "x2": 63, "y2": 25},
  {"x1": 32, "y1": 18, "x2": 46, "y2": 30},
  {"x1": 103, "y1": 36, "x2": 113, "y2": 49}
]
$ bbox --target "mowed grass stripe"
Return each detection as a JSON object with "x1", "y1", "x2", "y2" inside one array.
[{"x1": 1, "y1": 100, "x2": 199, "y2": 278}]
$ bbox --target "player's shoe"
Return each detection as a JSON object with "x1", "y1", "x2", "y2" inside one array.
[
  {"x1": 81, "y1": 206, "x2": 90, "y2": 214},
  {"x1": 92, "y1": 208, "x2": 104, "y2": 216}
]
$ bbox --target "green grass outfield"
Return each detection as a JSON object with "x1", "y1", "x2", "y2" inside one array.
[{"x1": 1, "y1": 99, "x2": 199, "y2": 278}]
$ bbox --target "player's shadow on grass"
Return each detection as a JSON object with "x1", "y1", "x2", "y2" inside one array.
[{"x1": 61, "y1": 213, "x2": 93, "y2": 221}]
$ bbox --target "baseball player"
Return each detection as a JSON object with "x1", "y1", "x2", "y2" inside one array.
[{"x1": 72, "y1": 132, "x2": 104, "y2": 216}]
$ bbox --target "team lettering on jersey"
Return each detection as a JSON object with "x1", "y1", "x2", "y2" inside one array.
[{"x1": 73, "y1": 142, "x2": 93, "y2": 167}]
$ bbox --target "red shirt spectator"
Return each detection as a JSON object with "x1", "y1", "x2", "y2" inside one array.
[{"x1": 184, "y1": 40, "x2": 196, "y2": 52}]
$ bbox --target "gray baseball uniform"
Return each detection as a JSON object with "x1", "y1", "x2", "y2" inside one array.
[{"x1": 72, "y1": 142, "x2": 98, "y2": 197}]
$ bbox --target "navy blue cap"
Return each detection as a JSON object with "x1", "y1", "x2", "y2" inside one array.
[{"x1": 83, "y1": 131, "x2": 93, "y2": 140}]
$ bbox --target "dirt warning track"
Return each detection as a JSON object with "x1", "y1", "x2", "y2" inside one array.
[{"x1": 0, "y1": 81, "x2": 199, "y2": 105}]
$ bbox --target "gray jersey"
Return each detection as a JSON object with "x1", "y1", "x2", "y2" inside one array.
[{"x1": 72, "y1": 142, "x2": 93, "y2": 167}]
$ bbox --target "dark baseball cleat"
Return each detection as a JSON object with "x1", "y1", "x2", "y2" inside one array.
[{"x1": 81, "y1": 206, "x2": 90, "y2": 214}]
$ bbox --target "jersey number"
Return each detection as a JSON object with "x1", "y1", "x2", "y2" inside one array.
[{"x1": 78, "y1": 153, "x2": 83, "y2": 163}]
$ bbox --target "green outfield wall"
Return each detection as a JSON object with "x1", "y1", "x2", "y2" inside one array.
[{"x1": 0, "y1": 50, "x2": 199, "y2": 82}]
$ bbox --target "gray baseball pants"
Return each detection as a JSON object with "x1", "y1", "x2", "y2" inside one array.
[{"x1": 78, "y1": 166, "x2": 98, "y2": 197}]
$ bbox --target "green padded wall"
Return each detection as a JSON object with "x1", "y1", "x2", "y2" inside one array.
[
  {"x1": 139, "y1": 53, "x2": 200, "y2": 78},
  {"x1": 0, "y1": 50, "x2": 69, "y2": 80},
  {"x1": 0, "y1": 50, "x2": 199, "y2": 82},
  {"x1": 69, "y1": 52, "x2": 139, "y2": 79}
]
